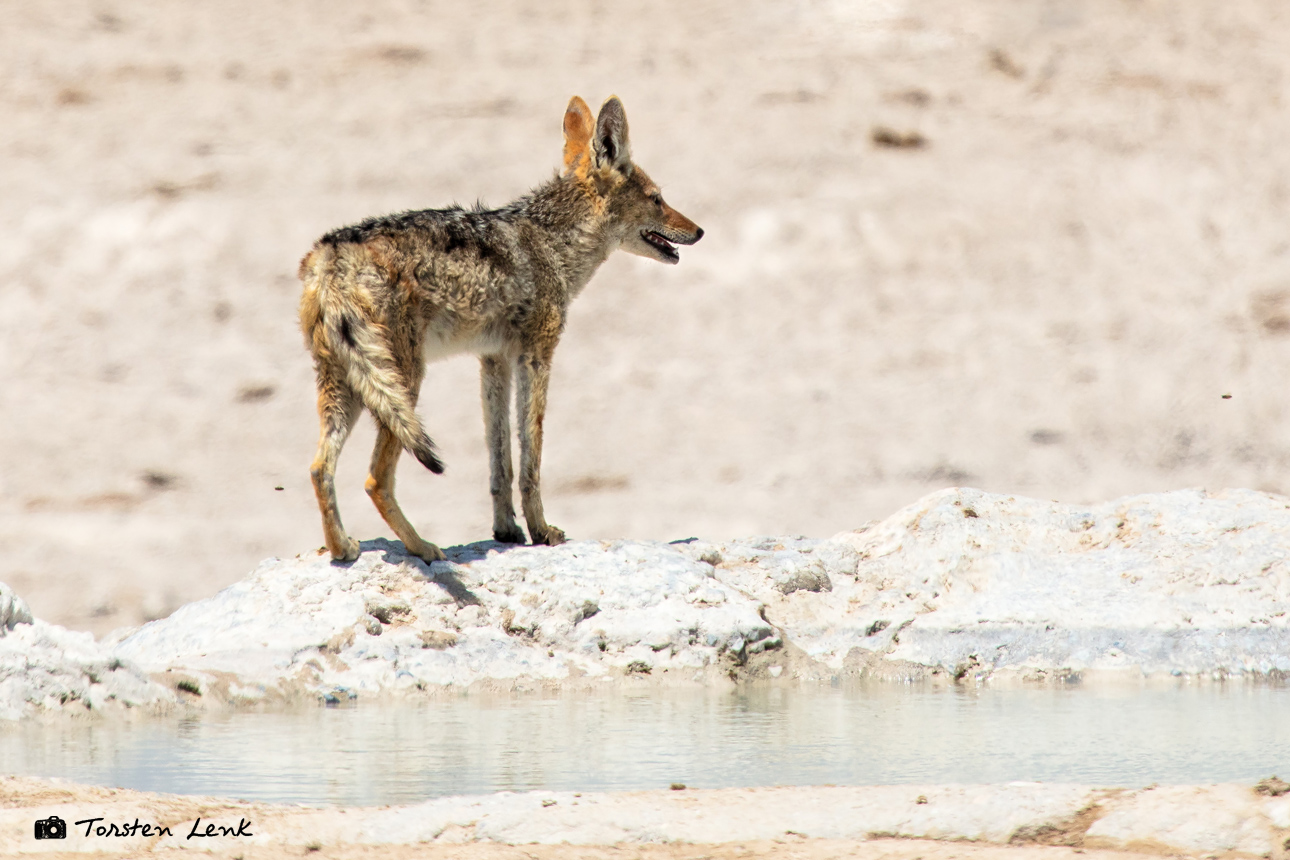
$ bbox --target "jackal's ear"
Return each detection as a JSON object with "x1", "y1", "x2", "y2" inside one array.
[
  {"x1": 562, "y1": 96, "x2": 594, "y2": 177},
  {"x1": 593, "y1": 96, "x2": 632, "y2": 174}
]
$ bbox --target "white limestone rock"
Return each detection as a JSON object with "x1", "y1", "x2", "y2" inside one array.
[
  {"x1": 111, "y1": 486, "x2": 1290, "y2": 704},
  {"x1": 0, "y1": 583, "x2": 173, "y2": 720},
  {"x1": 0, "y1": 583, "x2": 33, "y2": 631},
  {"x1": 112, "y1": 537, "x2": 777, "y2": 700},
  {"x1": 9, "y1": 486, "x2": 1290, "y2": 716},
  {"x1": 697, "y1": 487, "x2": 1290, "y2": 679}
]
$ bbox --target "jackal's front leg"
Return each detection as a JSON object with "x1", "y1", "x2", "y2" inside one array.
[
  {"x1": 515, "y1": 350, "x2": 566, "y2": 546},
  {"x1": 480, "y1": 355, "x2": 526, "y2": 544}
]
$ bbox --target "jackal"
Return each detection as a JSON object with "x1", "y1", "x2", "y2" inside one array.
[{"x1": 299, "y1": 96, "x2": 703, "y2": 562}]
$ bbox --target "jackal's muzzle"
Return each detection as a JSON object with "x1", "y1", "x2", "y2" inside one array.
[{"x1": 640, "y1": 224, "x2": 703, "y2": 262}]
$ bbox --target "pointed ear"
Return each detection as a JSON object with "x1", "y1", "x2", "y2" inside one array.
[
  {"x1": 562, "y1": 96, "x2": 594, "y2": 176},
  {"x1": 593, "y1": 96, "x2": 632, "y2": 173}
]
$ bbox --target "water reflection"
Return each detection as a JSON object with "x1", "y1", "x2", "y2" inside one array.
[{"x1": 2, "y1": 683, "x2": 1287, "y2": 806}]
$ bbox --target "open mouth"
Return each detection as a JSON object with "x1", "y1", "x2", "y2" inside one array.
[{"x1": 641, "y1": 230, "x2": 680, "y2": 260}]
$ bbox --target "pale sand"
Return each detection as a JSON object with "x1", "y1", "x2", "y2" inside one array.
[
  {"x1": 3, "y1": 1, "x2": 1289, "y2": 640},
  {"x1": 9, "y1": 777, "x2": 1288, "y2": 859}
]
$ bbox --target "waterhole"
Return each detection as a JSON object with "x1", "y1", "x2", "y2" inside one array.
[{"x1": 3, "y1": 683, "x2": 1288, "y2": 806}]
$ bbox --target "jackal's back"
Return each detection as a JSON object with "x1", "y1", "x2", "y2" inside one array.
[{"x1": 315, "y1": 205, "x2": 529, "y2": 327}]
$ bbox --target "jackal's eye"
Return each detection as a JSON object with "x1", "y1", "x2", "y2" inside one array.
[{"x1": 650, "y1": 193, "x2": 664, "y2": 208}]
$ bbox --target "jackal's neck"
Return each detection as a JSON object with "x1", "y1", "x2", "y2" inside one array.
[{"x1": 514, "y1": 174, "x2": 614, "y2": 289}]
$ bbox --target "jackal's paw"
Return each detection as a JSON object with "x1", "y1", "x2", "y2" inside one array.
[
  {"x1": 331, "y1": 536, "x2": 361, "y2": 563},
  {"x1": 530, "y1": 524, "x2": 567, "y2": 547},
  {"x1": 493, "y1": 523, "x2": 527, "y2": 545},
  {"x1": 408, "y1": 542, "x2": 446, "y2": 563}
]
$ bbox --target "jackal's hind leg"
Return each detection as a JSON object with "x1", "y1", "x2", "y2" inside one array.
[
  {"x1": 481, "y1": 355, "x2": 526, "y2": 544},
  {"x1": 515, "y1": 351, "x2": 566, "y2": 546},
  {"x1": 366, "y1": 424, "x2": 446, "y2": 562},
  {"x1": 310, "y1": 388, "x2": 362, "y2": 562}
]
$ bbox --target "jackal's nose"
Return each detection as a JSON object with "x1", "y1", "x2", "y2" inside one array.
[{"x1": 694, "y1": 227, "x2": 704, "y2": 241}]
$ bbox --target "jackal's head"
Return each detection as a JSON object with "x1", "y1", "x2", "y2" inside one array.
[{"x1": 563, "y1": 95, "x2": 703, "y2": 265}]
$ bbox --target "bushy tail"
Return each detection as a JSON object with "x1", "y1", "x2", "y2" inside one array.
[
  {"x1": 329, "y1": 312, "x2": 444, "y2": 474},
  {"x1": 301, "y1": 249, "x2": 444, "y2": 474}
]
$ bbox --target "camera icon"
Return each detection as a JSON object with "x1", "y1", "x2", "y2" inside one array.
[{"x1": 34, "y1": 815, "x2": 67, "y2": 839}]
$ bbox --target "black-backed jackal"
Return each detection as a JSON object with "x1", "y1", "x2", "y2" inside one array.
[{"x1": 299, "y1": 96, "x2": 703, "y2": 562}]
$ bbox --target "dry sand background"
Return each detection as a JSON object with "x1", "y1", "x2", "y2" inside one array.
[{"x1": 3, "y1": 0, "x2": 1290, "y2": 635}]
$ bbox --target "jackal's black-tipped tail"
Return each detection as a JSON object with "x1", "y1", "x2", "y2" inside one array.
[
  {"x1": 322, "y1": 306, "x2": 445, "y2": 475},
  {"x1": 413, "y1": 442, "x2": 445, "y2": 474}
]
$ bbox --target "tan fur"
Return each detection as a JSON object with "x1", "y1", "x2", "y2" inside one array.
[
  {"x1": 300, "y1": 96, "x2": 703, "y2": 562},
  {"x1": 562, "y1": 95, "x2": 594, "y2": 177}
]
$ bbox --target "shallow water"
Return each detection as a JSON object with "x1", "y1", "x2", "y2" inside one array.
[{"x1": 3, "y1": 683, "x2": 1288, "y2": 806}]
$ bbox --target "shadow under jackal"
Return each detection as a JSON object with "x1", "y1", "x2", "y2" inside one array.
[{"x1": 299, "y1": 96, "x2": 703, "y2": 562}]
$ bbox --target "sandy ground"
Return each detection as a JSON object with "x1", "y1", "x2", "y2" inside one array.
[
  {"x1": 0, "y1": 838, "x2": 1171, "y2": 860},
  {"x1": 4, "y1": 0, "x2": 1290, "y2": 634},
  {"x1": 0, "y1": 839, "x2": 1170, "y2": 860},
  {"x1": 0, "y1": 848, "x2": 1151, "y2": 860},
  {"x1": 9, "y1": 776, "x2": 1286, "y2": 860}
]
